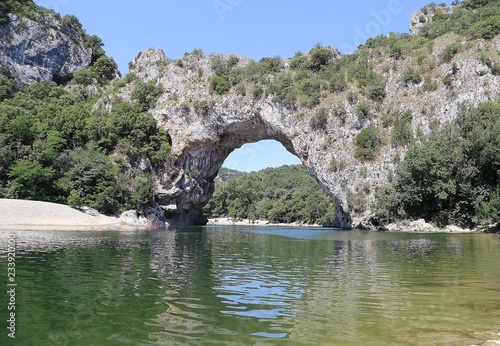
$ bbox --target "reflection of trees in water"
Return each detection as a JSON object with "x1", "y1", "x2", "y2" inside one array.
[
  {"x1": 3, "y1": 229, "x2": 498, "y2": 345},
  {"x1": 284, "y1": 239, "x2": 406, "y2": 344}
]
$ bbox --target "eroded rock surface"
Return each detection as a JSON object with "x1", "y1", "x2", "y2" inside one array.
[
  {"x1": 0, "y1": 13, "x2": 91, "y2": 85},
  {"x1": 112, "y1": 38, "x2": 499, "y2": 228}
]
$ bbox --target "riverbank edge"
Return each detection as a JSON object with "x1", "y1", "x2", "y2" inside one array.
[
  {"x1": 353, "y1": 216, "x2": 499, "y2": 234},
  {"x1": 1, "y1": 199, "x2": 497, "y2": 233},
  {"x1": 206, "y1": 217, "x2": 321, "y2": 228}
]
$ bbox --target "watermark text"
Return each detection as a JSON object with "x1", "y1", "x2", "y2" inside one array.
[
  {"x1": 213, "y1": 0, "x2": 243, "y2": 21},
  {"x1": 338, "y1": 0, "x2": 404, "y2": 53},
  {"x1": 6, "y1": 234, "x2": 17, "y2": 339}
]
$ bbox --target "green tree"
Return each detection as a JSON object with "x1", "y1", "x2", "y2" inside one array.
[
  {"x1": 131, "y1": 80, "x2": 164, "y2": 111},
  {"x1": 355, "y1": 126, "x2": 381, "y2": 161},
  {"x1": 92, "y1": 56, "x2": 118, "y2": 84},
  {"x1": 7, "y1": 161, "x2": 54, "y2": 200},
  {"x1": 0, "y1": 75, "x2": 16, "y2": 102}
]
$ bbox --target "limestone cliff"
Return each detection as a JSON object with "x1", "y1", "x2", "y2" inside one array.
[
  {"x1": 105, "y1": 30, "x2": 500, "y2": 228},
  {"x1": 0, "y1": 12, "x2": 92, "y2": 85}
]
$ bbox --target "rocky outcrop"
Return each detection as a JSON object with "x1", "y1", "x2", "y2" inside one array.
[
  {"x1": 120, "y1": 209, "x2": 166, "y2": 229},
  {"x1": 409, "y1": 4, "x2": 454, "y2": 36},
  {"x1": 0, "y1": 13, "x2": 91, "y2": 85},
  {"x1": 108, "y1": 34, "x2": 499, "y2": 228}
]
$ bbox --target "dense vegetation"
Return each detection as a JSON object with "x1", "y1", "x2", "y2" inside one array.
[
  {"x1": 204, "y1": 165, "x2": 336, "y2": 225},
  {"x1": 0, "y1": 0, "x2": 173, "y2": 215},
  {"x1": 420, "y1": 0, "x2": 500, "y2": 40},
  {"x1": 375, "y1": 101, "x2": 500, "y2": 227},
  {"x1": 208, "y1": 43, "x2": 387, "y2": 109},
  {"x1": 0, "y1": 0, "x2": 35, "y2": 25},
  {"x1": 0, "y1": 73, "x2": 171, "y2": 215}
]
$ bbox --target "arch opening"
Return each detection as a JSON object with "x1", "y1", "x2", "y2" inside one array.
[
  {"x1": 205, "y1": 139, "x2": 339, "y2": 225},
  {"x1": 222, "y1": 140, "x2": 301, "y2": 173}
]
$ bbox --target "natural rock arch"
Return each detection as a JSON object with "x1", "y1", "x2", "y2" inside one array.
[
  {"x1": 121, "y1": 49, "x2": 381, "y2": 230},
  {"x1": 155, "y1": 114, "x2": 353, "y2": 229},
  {"x1": 127, "y1": 50, "x2": 356, "y2": 228},
  {"x1": 113, "y1": 43, "x2": 499, "y2": 229}
]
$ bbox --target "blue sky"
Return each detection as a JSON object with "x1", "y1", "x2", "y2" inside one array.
[{"x1": 34, "y1": 0, "x2": 450, "y2": 172}]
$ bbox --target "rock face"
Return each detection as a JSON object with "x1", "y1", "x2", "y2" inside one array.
[
  {"x1": 409, "y1": 5, "x2": 454, "y2": 36},
  {"x1": 113, "y1": 35, "x2": 499, "y2": 228},
  {"x1": 0, "y1": 13, "x2": 92, "y2": 85}
]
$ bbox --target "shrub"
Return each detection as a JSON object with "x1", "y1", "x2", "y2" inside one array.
[
  {"x1": 252, "y1": 84, "x2": 264, "y2": 99},
  {"x1": 129, "y1": 173, "x2": 154, "y2": 212},
  {"x1": 191, "y1": 48, "x2": 205, "y2": 58},
  {"x1": 347, "y1": 190, "x2": 367, "y2": 214},
  {"x1": 389, "y1": 45, "x2": 404, "y2": 60},
  {"x1": 73, "y1": 69, "x2": 94, "y2": 86},
  {"x1": 92, "y1": 56, "x2": 118, "y2": 84},
  {"x1": 210, "y1": 75, "x2": 231, "y2": 95},
  {"x1": 0, "y1": 75, "x2": 16, "y2": 102},
  {"x1": 299, "y1": 78, "x2": 321, "y2": 107},
  {"x1": 329, "y1": 72, "x2": 347, "y2": 92},
  {"x1": 84, "y1": 35, "x2": 106, "y2": 64},
  {"x1": 227, "y1": 54, "x2": 239, "y2": 68},
  {"x1": 470, "y1": 16, "x2": 500, "y2": 40},
  {"x1": 211, "y1": 55, "x2": 228, "y2": 75},
  {"x1": 440, "y1": 43, "x2": 460, "y2": 63},
  {"x1": 306, "y1": 46, "x2": 336, "y2": 72},
  {"x1": 267, "y1": 73, "x2": 296, "y2": 108},
  {"x1": 443, "y1": 74, "x2": 453, "y2": 87},
  {"x1": 402, "y1": 67, "x2": 422, "y2": 86},
  {"x1": 423, "y1": 78, "x2": 439, "y2": 91},
  {"x1": 131, "y1": 80, "x2": 164, "y2": 111},
  {"x1": 236, "y1": 84, "x2": 246, "y2": 96},
  {"x1": 365, "y1": 74, "x2": 387, "y2": 102},
  {"x1": 330, "y1": 156, "x2": 338, "y2": 172},
  {"x1": 356, "y1": 101, "x2": 372, "y2": 120},
  {"x1": 291, "y1": 54, "x2": 307, "y2": 70},
  {"x1": 475, "y1": 188, "x2": 500, "y2": 225},
  {"x1": 259, "y1": 56, "x2": 283, "y2": 73},
  {"x1": 175, "y1": 59, "x2": 184, "y2": 68},
  {"x1": 310, "y1": 108, "x2": 328, "y2": 130},
  {"x1": 355, "y1": 126, "x2": 381, "y2": 161},
  {"x1": 391, "y1": 110, "x2": 414, "y2": 146}
]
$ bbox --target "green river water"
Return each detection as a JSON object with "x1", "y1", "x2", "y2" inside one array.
[{"x1": 1, "y1": 227, "x2": 499, "y2": 345}]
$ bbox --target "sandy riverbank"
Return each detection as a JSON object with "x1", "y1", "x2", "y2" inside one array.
[{"x1": 0, "y1": 199, "x2": 123, "y2": 231}]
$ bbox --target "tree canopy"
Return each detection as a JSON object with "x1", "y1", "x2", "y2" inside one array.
[{"x1": 204, "y1": 165, "x2": 336, "y2": 225}]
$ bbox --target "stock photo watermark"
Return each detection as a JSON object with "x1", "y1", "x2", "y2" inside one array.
[
  {"x1": 339, "y1": 0, "x2": 404, "y2": 53},
  {"x1": 213, "y1": 0, "x2": 243, "y2": 21},
  {"x1": 6, "y1": 234, "x2": 17, "y2": 339},
  {"x1": 36, "y1": 0, "x2": 70, "y2": 13},
  {"x1": 223, "y1": 141, "x2": 266, "y2": 171}
]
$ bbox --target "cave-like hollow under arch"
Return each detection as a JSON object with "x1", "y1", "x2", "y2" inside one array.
[{"x1": 155, "y1": 116, "x2": 353, "y2": 229}]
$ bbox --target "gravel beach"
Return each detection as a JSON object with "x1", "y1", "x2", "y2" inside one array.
[{"x1": 0, "y1": 199, "x2": 122, "y2": 230}]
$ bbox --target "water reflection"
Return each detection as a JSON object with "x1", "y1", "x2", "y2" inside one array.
[{"x1": 0, "y1": 228, "x2": 499, "y2": 345}]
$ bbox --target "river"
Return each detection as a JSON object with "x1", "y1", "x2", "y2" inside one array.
[{"x1": 1, "y1": 226, "x2": 499, "y2": 345}]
